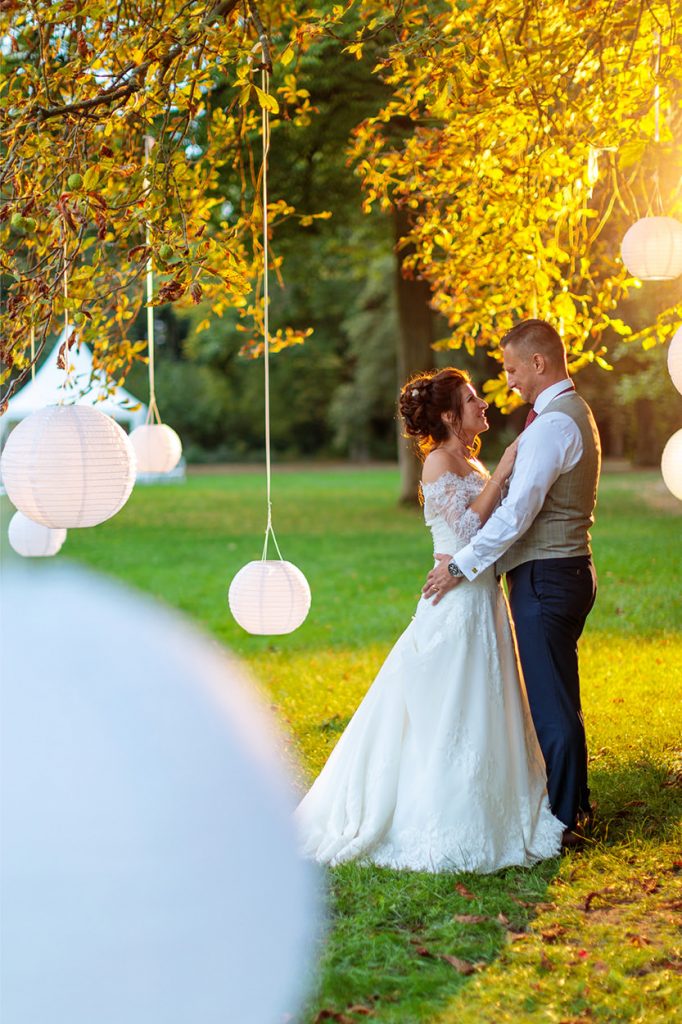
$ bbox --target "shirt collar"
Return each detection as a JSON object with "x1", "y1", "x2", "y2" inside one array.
[{"x1": 533, "y1": 378, "x2": 574, "y2": 415}]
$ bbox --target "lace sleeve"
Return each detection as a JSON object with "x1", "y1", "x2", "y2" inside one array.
[{"x1": 422, "y1": 472, "x2": 484, "y2": 546}]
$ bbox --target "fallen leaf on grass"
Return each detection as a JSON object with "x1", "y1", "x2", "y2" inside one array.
[
  {"x1": 453, "y1": 914, "x2": 489, "y2": 924},
  {"x1": 439, "y1": 954, "x2": 477, "y2": 975},
  {"x1": 497, "y1": 912, "x2": 510, "y2": 926},
  {"x1": 454, "y1": 883, "x2": 475, "y2": 899},
  {"x1": 539, "y1": 951, "x2": 555, "y2": 972},
  {"x1": 347, "y1": 1006, "x2": 374, "y2": 1016},
  {"x1": 413, "y1": 945, "x2": 478, "y2": 974},
  {"x1": 661, "y1": 767, "x2": 682, "y2": 788},
  {"x1": 540, "y1": 925, "x2": 567, "y2": 943},
  {"x1": 510, "y1": 896, "x2": 533, "y2": 908},
  {"x1": 627, "y1": 932, "x2": 653, "y2": 947},
  {"x1": 583, "y1": 888, "x2": 616, "y2": 912}
]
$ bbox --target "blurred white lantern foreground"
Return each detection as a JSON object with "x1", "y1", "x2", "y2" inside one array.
[
  {"x1": 621, "y1": 216, "x2": 682, "y2": 280},
  {"x1": 8, "y1": 511, "x2": 66, "y2": 557},
  {"x1": 661, "y1": 429, "x2": 682, "y2": 500},
  {"x1": 229, "y1": 560, "x2": 311, "y2": 635},
  {"x1": 1, "y1": 565, "x2": 319, "y2": 1024},
  {"x1": 667, "y1": 327, "x2": 682, "y2": 396},
  {"x1": 129, "y1": 422, "x2": 182, "y2": 474},
  {"x1": 0, "y1": 405, "x2": 135, "y2": 528}
]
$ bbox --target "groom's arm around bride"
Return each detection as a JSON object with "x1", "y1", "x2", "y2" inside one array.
[{"x1": 424, "y1": 318, "x2": 601, "y2": 839}]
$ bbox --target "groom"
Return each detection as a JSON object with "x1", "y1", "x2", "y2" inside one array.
[{"x1": 424, "y1": 319, "x2": 600, "y2": 847}]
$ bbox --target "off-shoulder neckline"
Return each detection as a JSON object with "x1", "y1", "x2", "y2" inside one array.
[{"x1": 420, "y1": 469, "x2": 487, "y2": 490}]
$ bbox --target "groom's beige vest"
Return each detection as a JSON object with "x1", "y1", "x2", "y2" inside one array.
[{"x1": 497, "y1": 393, "x2": 601, "y2": 574}]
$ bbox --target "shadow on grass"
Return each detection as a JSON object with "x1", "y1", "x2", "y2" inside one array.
[
  {"x1": 590, "y1": 755, "x2": 682, "y2": 847},
  {"x1": 300, "y1": 856, "x2": 563, "y2": 1024},
  {"x1": 300, "y1": 758, "x2": 682, "y2": 1023}
]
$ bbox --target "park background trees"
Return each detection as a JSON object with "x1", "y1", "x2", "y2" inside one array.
[{"x1": 2, "y1": 0, "x2": 681, "y2": 482}]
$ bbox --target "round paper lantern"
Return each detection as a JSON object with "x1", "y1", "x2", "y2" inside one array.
[
  {"x1": 667, "y1": 326, "x2": 682, "y2": 396},
  {"x1": 620, "y1": 216, "x2": 682, "y2": 281},
  {"x1": 129, "y1": 423, "x2": 183, "y2": 474},
  {"x1": 1, "y1": 564, "x2": 320, "y2": 1024},
  {"x1": 661, "y1": 429, "x2": 682, "y2": 500},
  {"x1": 229, "y1": 560, "x2": 311, "y2": 635},
  {"x1": 8, "y1": 511, "x2": 66, "y2": 557},
  {"x1": 0, "y1": 405, "x2": 136, "y2": 528}
]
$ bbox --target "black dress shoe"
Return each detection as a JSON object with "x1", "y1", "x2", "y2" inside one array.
[
  {"x1": 560, "y1": 811, "x2": 594, "y2": 851},
  {"x1": 561, "y1": 827, "x2": 586, "y2": 851}
]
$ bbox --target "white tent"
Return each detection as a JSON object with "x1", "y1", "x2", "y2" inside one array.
[{"x1": 0, "y1": 330, "x2": 147, "y2": 447}]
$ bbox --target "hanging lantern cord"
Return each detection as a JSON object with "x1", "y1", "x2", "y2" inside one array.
[
  {"x1": 260, "y1": 61, "x2": 283, "y2": 564},
  {"x1": 144, "y1": 135, "x2": 162, "y2": 427},
  {"x1": 63, "y1": 240, "x2": 69, "y2": 339},
  {"x1": 61, "y1": 238, "x2": 73, "y2": 391},
  {"x1": 652, "y1": 32, "x2": 664, "y2": 216}
]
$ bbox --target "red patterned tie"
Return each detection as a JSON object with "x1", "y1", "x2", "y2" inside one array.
[{"x1": 524, "y1": 384, "x2": 575, "y2": 430}]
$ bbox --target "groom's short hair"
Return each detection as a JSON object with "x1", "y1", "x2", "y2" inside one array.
[{"x1": 501, "y1": 319, "x2": 566, "y2": 366}]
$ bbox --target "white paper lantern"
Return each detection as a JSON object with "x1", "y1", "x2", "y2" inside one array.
[
  {"x1": 0, "y1": 405, "x2": 136, "y2": 528},
  {"x1": 229, "y1": 560, "x2": 311, "y2": 635},
  {"x1": 661, "y1": 429, "x2": 682, "y2": 500},
  {"x1": 667, "y1": 327, "x2": 682, "y2": 396},
  {"x1": 8, "y1": 511, "x2": 66, "y2": 557},
  {"x1": 129, "y1": 423, "x2": 183, "y2": 474},
  {"x1": 1, "y1": 564, "x2": 320, "y2": 1024},
  {"x1": 621, "y1": 216, "x2": 682, "y2": 281}
]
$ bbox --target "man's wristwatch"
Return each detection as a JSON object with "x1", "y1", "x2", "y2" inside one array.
[{"x1": 447, "y1": 560, "x2": 465, "y2": 578}]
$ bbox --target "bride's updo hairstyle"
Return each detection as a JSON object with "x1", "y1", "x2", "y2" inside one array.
[{"x1": 399, "y1": 367, "x2": 479, "y2": 458}]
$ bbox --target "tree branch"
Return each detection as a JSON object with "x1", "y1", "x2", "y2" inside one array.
[
  {"x1": 33, "y1": 63, "x2": 153, "y2": 122},
  {"x1": 246, "y1": 0, "x2": 272, "y2": 71},
  {"x1": 202, "y1": 0, "x2": 242, "y2": 25}
]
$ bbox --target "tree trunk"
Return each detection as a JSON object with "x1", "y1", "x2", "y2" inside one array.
[
  {"x1": 634, "y1": 398, "x2": 657, "y2": 466},
  {"x1": 607, "y1": 407, "x2": 626, "y2": 459},
  {"x1": 394, "y1": 206, "x2": 436, "y2": 505}
]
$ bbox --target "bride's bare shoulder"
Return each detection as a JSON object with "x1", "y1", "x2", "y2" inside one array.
[{"x1": 421, "y1": 449, "x2": 470, "y2": 485}]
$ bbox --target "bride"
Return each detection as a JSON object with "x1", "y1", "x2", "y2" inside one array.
[{"x1": 295, "y1": 367, "x2": 564, "y2": 873}]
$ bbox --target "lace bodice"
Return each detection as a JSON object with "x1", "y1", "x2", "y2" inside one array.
[{"x1": 422, "y1": 470, "x2": 486, "y2": 552}]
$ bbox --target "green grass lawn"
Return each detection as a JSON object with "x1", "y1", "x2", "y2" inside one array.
[{"x1": 2, "y1": 466, "x2": 680, "y2": 1022}]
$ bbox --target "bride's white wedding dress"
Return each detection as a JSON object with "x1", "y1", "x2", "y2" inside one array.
[{"x1": 295, "y1": 469, "x2": 564, "y2": 873}]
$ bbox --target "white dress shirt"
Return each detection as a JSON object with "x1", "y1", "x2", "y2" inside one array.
[{"x1": 454, "y1": 379, "x2": 584, "y2": 580}]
